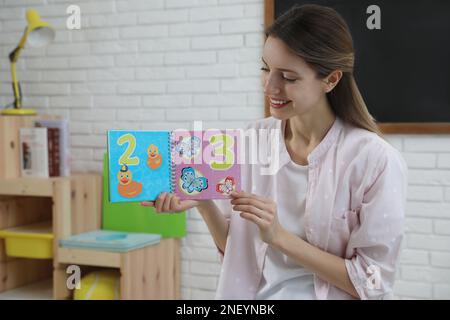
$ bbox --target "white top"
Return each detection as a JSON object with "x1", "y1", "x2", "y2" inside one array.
[{"x1": 255, "y1": 160, "x2": 316, "y2": 300}]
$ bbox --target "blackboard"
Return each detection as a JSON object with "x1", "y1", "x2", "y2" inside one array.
[{"x1": 265, "y1": 0, "x2": 450, "y2": 133}]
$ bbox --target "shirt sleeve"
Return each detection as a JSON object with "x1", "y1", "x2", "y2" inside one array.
[
  {"x1": 344, "y1": 143, "x2": 408, "y2": 300},
  {"x1": 213, "y1": 199, "x2": 233, "y2": 262}
]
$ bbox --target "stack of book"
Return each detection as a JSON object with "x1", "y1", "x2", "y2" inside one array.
[{"x1": 19, "y1": 119, "x2": 70, "y2": 178}]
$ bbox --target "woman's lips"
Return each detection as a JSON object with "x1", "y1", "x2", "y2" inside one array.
[{"x1": 269, "y1": 98, "x2": 291, "y2": 109}]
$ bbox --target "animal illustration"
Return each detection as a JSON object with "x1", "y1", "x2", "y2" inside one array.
[
  {"x1": 147, "y1": 144, "x2": 162, "y2": 169},
  {"x1": 180, "y1": 167, "x2": 208, "y2": 193},
  {"x1": 117, "y1": 164, "x2": 142, "y2": 198}
]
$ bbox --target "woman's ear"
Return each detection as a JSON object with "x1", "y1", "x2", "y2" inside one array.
[{"x1": 324, "y1": 70, "x2": 343, "y2": 93}]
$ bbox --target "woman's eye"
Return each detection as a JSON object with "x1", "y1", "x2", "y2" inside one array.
[
  {"x1": 282, "y1": 75, "x2": 296, "y2": 82},
  {"x1": 260, "y1": 66, "x2": 296, "y2": 82}
]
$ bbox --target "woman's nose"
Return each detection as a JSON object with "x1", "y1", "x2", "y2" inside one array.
[{"x1": 262, "y1": 73, "x2": 281, "y2": 95}]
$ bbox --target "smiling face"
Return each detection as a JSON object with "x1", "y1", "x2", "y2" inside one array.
[
  {"x1": 261, "y1": 36, "x2": 331, "y2": 120},
  {"x1": 117, "y1": 169, "x2": 132, "y2": 186}
]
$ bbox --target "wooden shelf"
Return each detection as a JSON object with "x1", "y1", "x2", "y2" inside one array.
[
  {"x1": 0, "y1": 177, "x2": 57, "y2": 197},
  {"x1": 0, "y1": 278, "x2": 53, "y2": 300},
  {"x1": 58, "y1": 247, "x2": 121, "y2": 268},
  {"x1": 0, "y1": 116, "x2": 181, "y2": 300},
  {"x1": 56, "y1": 239, "x2": 181, "y2": 299},
  {"x1": 0, "y1": 220, "x2": 52, "y2": 234},
  {"x1": 0, "y1": 175, "x2": 99, "y2": 197},
  {"x1": 0, "y1": 116, "x2": 106, "y2": 299},
  {"x1": 0, "y1": 174, "x2": 103, "y2": 299}
]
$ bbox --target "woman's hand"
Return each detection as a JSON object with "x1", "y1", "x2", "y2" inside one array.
[
  {"x1": 230, "y1": 191, "x2": 285, "y2": 245},
  {"x1": 141, "y1": 192, "x2": 199, "y2": 213}
]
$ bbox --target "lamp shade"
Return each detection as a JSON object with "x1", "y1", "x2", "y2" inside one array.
[{"x1": 25, "y1": 9, "x2": 55, "y2": 48}]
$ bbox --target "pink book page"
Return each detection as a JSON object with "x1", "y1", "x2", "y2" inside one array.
[{"x1": 172, "y1": 130, "x2": 241, "y2": 200}]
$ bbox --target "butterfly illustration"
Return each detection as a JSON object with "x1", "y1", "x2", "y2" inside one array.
[
  {"x1": 181, "y1": 167, "x2": 208, "y2": 193},
  {"x1": 216, "y1": 176, "x2": 235, "y2": 195},
  {"x1": 175, "y1": 136, "x2": 201, "y2": 159}
]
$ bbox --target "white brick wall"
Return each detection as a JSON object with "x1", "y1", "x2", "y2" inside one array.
[
  {"x1": 388, "y1": 134, "x2": 450, "y2": 299},
  {"x1": 1, "y1": 0, "x2": 449, "y2": 300}
]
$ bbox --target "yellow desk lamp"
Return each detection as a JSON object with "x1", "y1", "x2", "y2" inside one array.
[{"x1": 2, "y1": 9, "x2": 55, "y2": 116}]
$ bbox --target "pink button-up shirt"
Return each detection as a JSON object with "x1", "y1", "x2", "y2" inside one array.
[{"x1": 214, "y1": 116, "x2": 407, "y2": 300}]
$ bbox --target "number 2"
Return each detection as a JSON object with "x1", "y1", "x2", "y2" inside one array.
[{"x1": 117, "y1": 134, "x2": 139, "y2": 165}]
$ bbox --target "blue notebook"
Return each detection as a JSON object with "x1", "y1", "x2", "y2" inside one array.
[{"x1": 59, "y1": 230, "x2": 161, "y2": 252}]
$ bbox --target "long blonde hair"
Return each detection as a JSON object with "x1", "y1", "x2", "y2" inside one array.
[{"x1": 266, "y1": 4, "x2": 382, "y2": 136}]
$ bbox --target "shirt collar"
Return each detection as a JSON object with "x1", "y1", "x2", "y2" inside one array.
[{"x1": 278, "y1": 116, "x2": 344, "y2": 169}]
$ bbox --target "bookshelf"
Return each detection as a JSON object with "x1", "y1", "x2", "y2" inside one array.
[
  {"x1": 0, "y1": 115, "x2": 180, "y2": 299},
  {"x1": 0, "y1": 173, "x2": 102, "y2": 298},
  {"x1": 0, "y1": 278, "x2": 53, "y2": 300}
]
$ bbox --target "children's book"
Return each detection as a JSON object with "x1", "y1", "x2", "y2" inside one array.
[
  {"x1": 19, "y1": 127, "x2": 49, "y2": 178},
  {"x1": 107, "y1": 129, "x2": 241, "y2": 203}
]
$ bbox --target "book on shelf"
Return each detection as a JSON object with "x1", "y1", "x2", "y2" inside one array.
[
  {"x1": 34, "y1": 119, "x2": 70, "y2": 177},
  {"x1": 46, "y1": 127, "x2": 60, "y2": 177},
  {"x1": 19, "y1": 127, "x2": 49, "y2": 178}
]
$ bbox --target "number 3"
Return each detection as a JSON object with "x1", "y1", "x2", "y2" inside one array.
[{"x1": 209, "y1": 134, "x2": 234, "y2": 170}]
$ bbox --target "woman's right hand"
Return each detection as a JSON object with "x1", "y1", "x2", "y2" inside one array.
[{"x1": 140, "y1": 192, "x2": 199, "y2": 213}]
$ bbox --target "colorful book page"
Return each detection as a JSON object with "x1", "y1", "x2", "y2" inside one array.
[
  {"x1": 172, "y1": 130, "x2": 241, "y2": 200},
  {"x1": 108, "y1": 130, "x2": 171, "y2": 203}
]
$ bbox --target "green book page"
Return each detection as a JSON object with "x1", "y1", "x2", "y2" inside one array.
[{"x1": 102, "y1": 154, "x2": 186, "y2": 238}]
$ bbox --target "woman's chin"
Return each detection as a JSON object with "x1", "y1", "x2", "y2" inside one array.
[{"x1": 269, "y1": 106, "x2": 294, "y2": 119}]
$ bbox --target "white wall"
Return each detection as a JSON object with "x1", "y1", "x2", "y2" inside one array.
[{"x1": 0, "y1": 0, "x2": 449, "y2": 300}]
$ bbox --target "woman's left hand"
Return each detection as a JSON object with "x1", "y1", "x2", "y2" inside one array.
[{"x1": 230, "y1": 191, "x2": 285, "y2": 245}]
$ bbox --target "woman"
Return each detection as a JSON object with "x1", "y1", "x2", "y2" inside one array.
[{"x1": 141, "y1": 4, "x2": 407, "y2": 300}]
